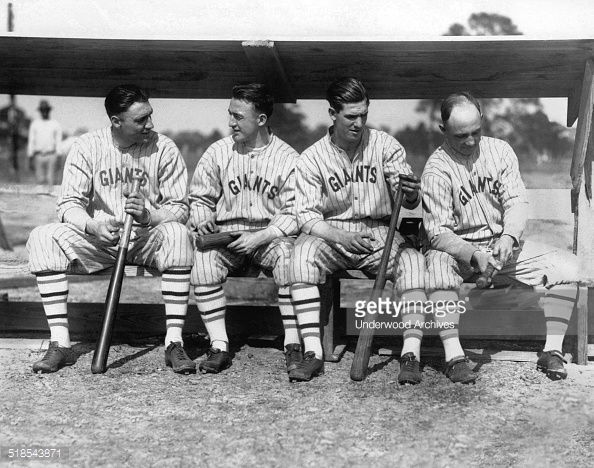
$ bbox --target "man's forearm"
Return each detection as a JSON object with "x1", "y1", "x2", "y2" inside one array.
[{"x1": 309, "y1": 221, "x2": 347, "y2": 245}]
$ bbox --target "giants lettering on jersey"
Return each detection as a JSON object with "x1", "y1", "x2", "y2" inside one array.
[
  {"x1": 99, "y1": 167, "x2": 149, "y2": 187},
  {"x1": 458, "y1": 176, "x2": 501, "y2": 205},
  {"x1": 328, "y1": 165, "x2": 378, "y2": 192},
  {"x1": 228, "y1": 174, "x2": 279, "y2": 200}
]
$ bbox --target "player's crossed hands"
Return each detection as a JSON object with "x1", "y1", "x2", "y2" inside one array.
[
  {"x1": 86, "y1": 219, "x2": 121, "y2": 246},
  {"x1": 338, "y1": 231, "x2": 375, "y2": 255}
]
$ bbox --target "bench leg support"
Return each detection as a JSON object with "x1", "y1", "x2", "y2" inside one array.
[{"x1": 319, "y1": 278, "x2": 347, "y2": 362}]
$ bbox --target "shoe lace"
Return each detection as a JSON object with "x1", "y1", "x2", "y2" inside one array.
[
  {"x1": 402, "y1": 359, "x2": 417, "y2": 373},
  {"x1": 171, "y1": 344, "x2": 187, "y2": 360},
  {"x1": 41, "y1": 346, "x2": 61, "y2": 362}
]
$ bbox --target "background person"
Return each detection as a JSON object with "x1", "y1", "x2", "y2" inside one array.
[{"x1": 27, "y1": 100, "x2": 62, "y2": 185}]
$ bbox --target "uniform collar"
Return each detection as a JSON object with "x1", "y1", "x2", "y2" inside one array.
[{"x1": 326, "y1": 126, "x2": 368, "y2": 158}]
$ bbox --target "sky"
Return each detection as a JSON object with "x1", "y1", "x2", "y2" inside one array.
[{"x1": 1, "y1": 0, "x2": 593, "y2": 135}]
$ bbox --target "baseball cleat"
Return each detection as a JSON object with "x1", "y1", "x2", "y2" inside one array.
[
  {"x1": 32, "y1": 341, "x2": 76, "y2": 373},
  {"x1": 398, "y1": 352, "x2": 422, "y2": 385},
  {"x1": 199, "y1": 347, "x2": 231, "y2": 374},
  {"x1": 284, "y1": 343, "x2": 303, "y2": 373},
  {"x1": 536, "y1": 350, "x2": 568, "y2": 380},
  {"x1": 288, "y1": 351, "x2": 324, "y2": 382},
  {"x1": 164, "y1": 342, "x2": 196, "y2": 375},
  {"x1": 445, "y1": 356, "x2": 477, "y2": 384}
]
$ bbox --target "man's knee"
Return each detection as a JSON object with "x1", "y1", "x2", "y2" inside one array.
[
  {"x1": 425, "y1": 250, "x2": 462, "y2": 291},
  {"x1": 394, "y1": 248, "x2": 426, "y2": 294},
  {"x1": 153, "y1": 222, "x2": 194, "y2": 268}
]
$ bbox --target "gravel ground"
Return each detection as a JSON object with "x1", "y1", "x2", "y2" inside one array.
[{"x1": 2, "y1": 338, "x2": 594, "y2": 468}]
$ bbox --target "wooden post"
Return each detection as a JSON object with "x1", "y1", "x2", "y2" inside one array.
[
  {"x1": 0, "y1": 214, "x2": 12, "y2": 251},
  {"x1": 571, "y1": 59, "x2": 594, "y2": 364}
]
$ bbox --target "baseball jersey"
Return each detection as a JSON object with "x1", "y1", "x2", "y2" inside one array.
[
  {"x1": 422, "y1": 136, "x2": 529, "y2": 264},
  {"x1": 58, "y1": 127, "x2": 189, "y2": 226},
  {"x1": 27, "y1": 118, "x2": 62, "y2": 156},
  {"x1": 296, "y1": 127, "x2": 415, "y2": 233},
  {"x1": 189, "y1": 133, "x2": 298, "y2": 235}
]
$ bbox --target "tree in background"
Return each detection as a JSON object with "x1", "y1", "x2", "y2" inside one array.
[{"x1": 400, "y1": 13, "x2": 574, "y2": 180}]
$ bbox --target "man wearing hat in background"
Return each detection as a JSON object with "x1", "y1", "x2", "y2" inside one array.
[{"x1": 27, "y1": 99, "x2": 62, "y2": 185}]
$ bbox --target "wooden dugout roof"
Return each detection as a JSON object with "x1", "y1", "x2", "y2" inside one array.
[{"x1": 1, "y1": 36, "x2": 593, "y2": 126}]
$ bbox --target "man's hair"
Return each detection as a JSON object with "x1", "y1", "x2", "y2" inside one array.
[
  {"x1": 104, "y1": 84, "x2": 150, "y2": 117},
  {"x1": 232, "y1": 83, "x2": 274, "y2": 118},
  {"x1": 440, "y1": 91, "x2": 482, "y2": 124},
  {"x1": 326, "y1": 77, "x2": 369, "y2": 112}
]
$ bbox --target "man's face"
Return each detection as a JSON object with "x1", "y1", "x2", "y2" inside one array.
[
  {"x1": 112, "y1": 101, "x2": 154, "y2": 146},
  {"x1": 441, "y1": 104, "x2": 482, "y2": 157},
  {"x1": 330, "y1": 100, "x2": 368, "y2": 145},
  {"x1": 40, "y1": 109, "x2": 50, "y2": 119},
  {"x1": 228, "y1": 98, "x2": 265, "y2": 145}
]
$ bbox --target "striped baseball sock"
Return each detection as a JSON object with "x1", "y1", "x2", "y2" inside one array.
[
  {"x1": 291, "y1": 283, "x2": 323, "y2": 359},
  {"x1": 278, "y1": 286, "x2": 300, "y2": 347},
  {"x1": 399, "y1": 290, "x2": 427, "y2": 360},
  {"x1": 543, "y1": 284, "x2": 577, "y2": 352},
  {"x1": 36, "y1": 272, "x2": 70, "y2": 348},
  {"x1": 195, "y1": 284, "x2": 228, "y2": 352},
  {"x1": 430, "y1": 290, "x2": 465, "y2": 362},
  {"x1": 162, "y1": 268, "x2": 191, "y2": 346}
]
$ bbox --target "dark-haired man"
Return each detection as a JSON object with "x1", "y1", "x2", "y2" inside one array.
[
  {"x1": 288, "y1": 77, "x2": 427, "y2": 382},
  {"x1": 423, "y1": 91, "x2": 580, "y2": 381},
  {"x1": 189, "y1": 83, "x2": 300, "y2": 374},
  {"x1": 27, "y1": 84, "x2": 195, "y2": 374}
]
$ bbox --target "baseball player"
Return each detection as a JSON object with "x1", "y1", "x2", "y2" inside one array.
[
  {"x1": 27, "y1": 100, "x2": 62, "y2": 185},
  {"x1": 289, "y1": 77, "x2": 427, "y2": 382},
  {"x1": 27, "y1": 85, "x2": 195, "y2": 375},
  {"x1": 189, "y1": 83, "x2": 301, "y2": 375},
  {"x1": 422, "y1": 91, "x2": 580, "y2": 381}
]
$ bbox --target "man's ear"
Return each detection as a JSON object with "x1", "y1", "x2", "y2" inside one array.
[
  {"x1": 328, "y1": 107, "x2": 337, "y2": 121},
  {"x1": 258, "y1": 113, "x2": 268, "y2": 127},
  {"x1": 110, "y1": 115, "x2": 121, "y2": 128}
]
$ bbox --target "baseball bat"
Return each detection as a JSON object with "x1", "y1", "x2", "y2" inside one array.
[
  {"x1": 350, "y1": 174, "x2": 415, "y2": 381},
  {"x1": 476, "y1": 264, "x2": 496, "y2": 289},
  {"x1": 195, "y1": 229, "x2": 263, "y2": 250},
  {"x1": 91, "y1": 176, "x2": 143, "y2": 374}
]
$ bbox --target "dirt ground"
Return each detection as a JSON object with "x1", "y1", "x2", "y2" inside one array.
[{"x1": 1, "y1": 337, "x2": 594, "y2": 468}]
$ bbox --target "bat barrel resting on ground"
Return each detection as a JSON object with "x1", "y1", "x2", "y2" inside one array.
[
  {"x1": 91, "y1": 176, "x2": 143, "y2": 374},
  {"x1": 195, "y1": 229, "x2": 263, "y2": 250},
  {"x1": 350, "y1": 174, "x2": 416, "y2": 382}
]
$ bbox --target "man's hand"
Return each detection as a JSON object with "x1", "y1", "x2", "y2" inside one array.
[
  {"x1": 28, "y1": 153, "x2": 37, "y2": 172},
  {"x1": 196, "y1": 221, "x2": 220, "y2": 235},
  {"x1": 86, "y1": 219, "x2": 121, "y2": 246},
  {"x1": 124, "y1": 189, "x2": 149, "y2": 225},
  {"x1": 227, "y1": 230, "x2": 267, "y2": 256},
  {"x1": 471, "y1": 250, "x2": 501, "y2": 274},
  {"x1": 337, "y1": 231, "x2": 375, "y2": 255},
  {"x1": 402, "y1": 174, "x2": 421, "y2": 203},
  {"x1": 492, "y1": 235, "x2": 515, "y2": 266}
]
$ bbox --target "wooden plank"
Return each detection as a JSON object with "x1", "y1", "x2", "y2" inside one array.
[
  {"x1": 568, "y1": 84, "x2": 582, "y2": 127},
  {"x1": 242, "y1": 41, "x2": 296, "y2": 103},
  {"x1": 377, "y1": 347, "x2": 574, "y2": 363},
  {"x1": 570, "y1": 59, "x2": 594, "y2": 209},
  {"x1": 1, "y1": 36, "x2": 593, "y2": 100},
  {"x1": 576, "y1": 286, "x2": 589, "y2": 365},
  {"x1": 0, "y1": 302, "x2": 283, "y2": 340}
]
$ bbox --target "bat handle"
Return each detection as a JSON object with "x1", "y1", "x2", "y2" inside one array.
[
  {"x1": 476, "y1": 264, "x2": 496, "y2": 289},
  {"x1": 119, "y1": 176, "x2": 143, "y2": 246}
]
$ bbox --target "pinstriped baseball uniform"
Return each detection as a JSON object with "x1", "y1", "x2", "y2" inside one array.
[
  {"x1": 289, "y1": 127, "x2": 426, "y2": 295},
  {"x1": 27, "y1": 128, "x2": 194, "y2": 273},
  {"x1": 423, "y1": 136, "x2": 579, "y2": 290},
  {"x1": 189, "y1": 133, "x2": 298, "y2": 286}
]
